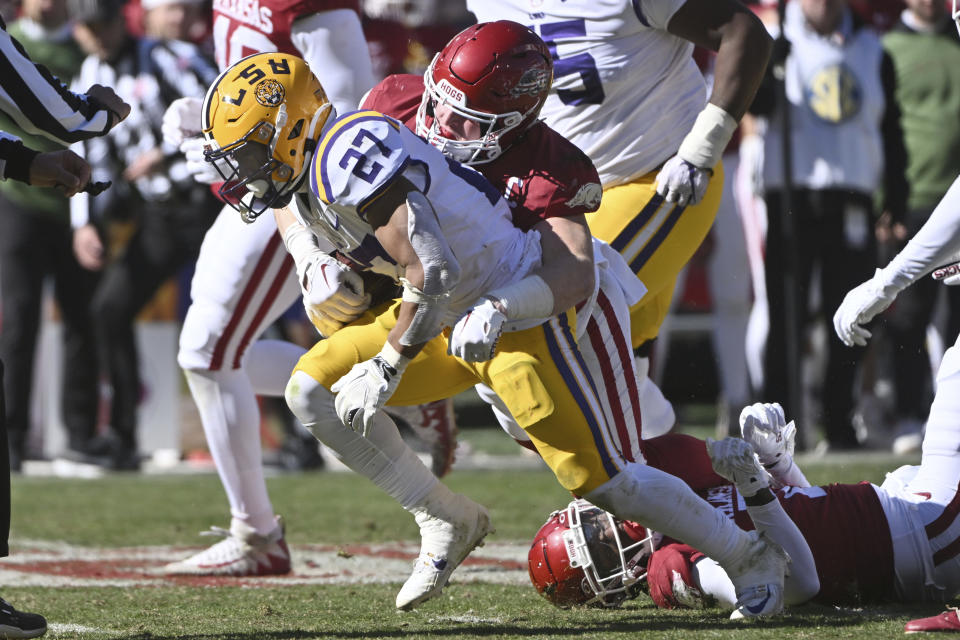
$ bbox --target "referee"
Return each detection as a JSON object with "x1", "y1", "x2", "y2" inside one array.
[{"x1": 0, "y1": 13, "x2": 129, "y2": 638}]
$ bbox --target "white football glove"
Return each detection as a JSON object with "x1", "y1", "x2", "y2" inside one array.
[
  {"x1": 300, "y1": 253, "x2": 371, "y2": 337},
  {"x1": 179, "y1": 136, "x2": 221, "y2": 185},
  {"x1": 655, "y1": 155, "x2": 711, "y2": 206},
  {"x1": 331, "y1": 345, "x2": 409, "y2": 436},
  {"x1": 448, "y1": 298, "x2": 506, "y2": 362},
  {"x1": 739, "y1": 402, "x2": 796, "y2": 469},
  {"x1": 833, "y1": 268, "x2": 899, "y2": 347},
  {"x1": 162, "y1": 96, "x2": 203, "y2": 148},
  {"x1": 705, "y1": 436, "x2": 769, "y2": 497},
  {"x1": 932, "y1": 255, "x2": 960, "y2": 285}
]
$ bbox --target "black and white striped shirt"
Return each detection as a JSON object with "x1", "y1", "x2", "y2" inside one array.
[
  {"x1": 0, "y1": 16, "x2": 113, "y2": 148},
  {"x1": 70, "y1": 36, "x2": 219, "y2": 224}
]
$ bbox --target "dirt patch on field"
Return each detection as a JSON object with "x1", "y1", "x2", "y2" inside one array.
[{"x1": 1, "y1": 540, "x2": 530, "y2": 588}]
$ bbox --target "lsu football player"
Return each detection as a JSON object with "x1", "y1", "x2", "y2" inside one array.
[
  {"x1": 468, "y1": 0, "x2": 773, "y2": 438},
  {"x1": 200, "y1": 52, "x2": 789, "y2": 616},
  {"x1": 159, "y1": 1, "x2": 376, "y2": 577},
  {"x1": 362, "y1": 21, "x2": 652, "y2": 454}
]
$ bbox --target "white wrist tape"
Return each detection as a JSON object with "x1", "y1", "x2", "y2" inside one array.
[
  {"x1": 282, "y1": 222, "x2": 321, "y2": 274},
  {"x1": 677, "y1": 103, "x2": 738, "y2": 170},
  {"x1": 489, "y1": 275, "x2": 555, "y2": 321},
  {"x1": 379, "y1": 341, "x2": 410, "y2": 372}
]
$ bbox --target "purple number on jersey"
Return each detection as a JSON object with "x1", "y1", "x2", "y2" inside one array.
[{"x1": 537, "y1": 20, "x2": 605, "y2": 106}]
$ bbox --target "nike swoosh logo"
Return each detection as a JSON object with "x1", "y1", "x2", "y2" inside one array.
[
  {"x1": 745, "y1": 592, "x2": 771, "y2": 615},
  {"x1": 915, "y1": 492, "x2": 932, "y2": 500},
  {"x1": 321, "y1": 263, "x2": 333, "y2": 287}
]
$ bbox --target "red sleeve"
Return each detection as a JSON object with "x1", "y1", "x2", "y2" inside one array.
[
  {"x1": 646, "y1": 542, "x2": 706, "y2": 609},
  {"x1": 639, "y1": 433, "x2": 729, "y2": 491},
  {"x1": 277, "y1": 0, "x2": 360, "y2": 35},
  {"x1": 360, "y1": 74, "x2": 423, "y2": 128}
]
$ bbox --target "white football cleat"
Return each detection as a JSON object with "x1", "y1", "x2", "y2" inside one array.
[
  {"x1": 396, "y1": 494, "x2": 493, "y2": 610},
  {"x1": 388, "y1": 399, "x2": 459, "y2": 477},
  {"x1": 726, "y1": 531, "x2": 789, "y2": 619},
  {"x1": 706, "y1": 437, "x2": 770, "y2": 498},
  {"x1": 163, "y1": 516, "x2": 291, "y2": 577}
]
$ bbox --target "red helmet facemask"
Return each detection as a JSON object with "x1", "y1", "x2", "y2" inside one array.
[
  {"x1": 528, "y1": 500, "x2": 659, "y2": 608},
  {"x1": 417, "y1": 20, "x2": 552, "y2": 165}
]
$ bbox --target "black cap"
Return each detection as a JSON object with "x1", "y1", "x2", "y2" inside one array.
[{"x1": 68, "y1": 0, "x2": 125, "y2": 23}]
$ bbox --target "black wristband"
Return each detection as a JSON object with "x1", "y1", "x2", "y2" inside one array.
[{"x1": 744, "y1": 487, "x2": 776, "y2": 507}]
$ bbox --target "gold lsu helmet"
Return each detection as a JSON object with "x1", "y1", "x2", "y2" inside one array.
[{"x1": 201, "y1": 52, "x2": 334, "y2": 222}]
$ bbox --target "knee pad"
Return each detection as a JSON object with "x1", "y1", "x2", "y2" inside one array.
[{"x1": 285, "y1": 371, "x2": 337, "y2": 439}]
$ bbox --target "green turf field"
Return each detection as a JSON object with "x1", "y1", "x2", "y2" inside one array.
[{"x1": 3, "y1": 428, "x2": 934, "y2": 639}]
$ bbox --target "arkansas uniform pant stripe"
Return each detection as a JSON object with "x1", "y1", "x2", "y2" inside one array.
[
  {"x1": 586, "y1": 291, "x2": 641, "y2": 462},
  {"x1": 209, "y1": 233, "x2": 290, "y2": 371},
  {"x1": 231, "y1": 255, "x2": 295, "y2": 369},
  {"x1": 926, "y1": 478, "x2": 960, "y2": 540},
  {"x1": 542, "y1": 313, "x2": 621, "y2": 479},
  {"x1": 933, "y1": 536, "x2": 960, "y2": 566}
]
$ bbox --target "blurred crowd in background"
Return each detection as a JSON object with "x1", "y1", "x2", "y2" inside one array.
[{"x1": 1, "y1": 0, "x2": 956, "y2": 475}]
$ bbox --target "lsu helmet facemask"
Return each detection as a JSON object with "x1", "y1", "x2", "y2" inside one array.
[
  {"x1": 528, "y1": 499, "x2": 659, "y2": 608},
  {"x1": 201, "y1": 52, "x2": 335, "y2": 222}
]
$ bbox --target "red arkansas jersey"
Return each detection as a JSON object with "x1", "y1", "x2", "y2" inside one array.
[
  {"x1": 211, "y1": 0, "x2": 358, "y2": 70},
  {"x1": 642, "y1": 434, "x2": 897, "y2": 605},
  {"x1": 362, "y1": 74, "x2": 602, "y2": 231}
]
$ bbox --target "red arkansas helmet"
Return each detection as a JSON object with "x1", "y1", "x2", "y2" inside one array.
[
  {"x1": 528, "y1": 500, "x2": 659, "y2": 608},
  {"x1": 417, "y1": 20, "x2": 552, "y2": 165}
]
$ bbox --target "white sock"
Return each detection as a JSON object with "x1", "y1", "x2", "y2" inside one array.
[
  {"x1": 584, "y1": 463, "x2": 754, "y2": 570},
  {"x1": 745, "y1": 498, "x2": 818, "y2": 604},
  {"x1": 184, "y1": 368, "x2": 277, "y2": 535},
  {"x1": 692, "y1": 557, "x2": 737, "y2": 608},
  {"x1": 285, "y1": 371, "x2": 439, "y2": 509},
  {"x1": 904, "y1": 343, "x2": 960, "y2": 501}
]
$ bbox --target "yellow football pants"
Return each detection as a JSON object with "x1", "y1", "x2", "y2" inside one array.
[
  {"x1": 587, "y1": 163, "x2": 723, "y2": 347},
  {"x1": 293, "y1": 301, "x2": 629, "y2": 495}
]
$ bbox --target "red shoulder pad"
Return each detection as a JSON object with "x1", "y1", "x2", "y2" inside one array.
[{"x1": 361, "y1": 74, "x2": 423, "y2": 129}]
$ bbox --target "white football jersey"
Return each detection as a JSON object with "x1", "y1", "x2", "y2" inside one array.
[
  {"x1": 298, "y1": 109, "x2": 544, "y2": 326},
  {"x1": 468, "y1": 0, "x2": 706, "y2": 187}
]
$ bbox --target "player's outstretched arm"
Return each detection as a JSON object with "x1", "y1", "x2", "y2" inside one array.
[
  {"x1": 739, "y1": 403, "x2": 810, "y2": 489},
  {"x1": 836, "y1": 175, "x2": 960, "y2": 346},
  {"x1": 654, "y1": 0, "x2": 773, "y2": 206},
  {"x1": 449, "y1": 215, "x2": 594, "y2": 362}
]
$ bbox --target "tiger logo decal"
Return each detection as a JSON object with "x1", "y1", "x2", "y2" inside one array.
[{"x1": 255, "y1": 78, "x2": 285, "y2": 107}]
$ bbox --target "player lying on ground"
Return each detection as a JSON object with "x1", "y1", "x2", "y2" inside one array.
[
  {"x1": 531, "y1": 401, "x2": 960, "y2": 613},
  {"x1": 200, "y1": 51, "x2": 789, "y2": 616}
]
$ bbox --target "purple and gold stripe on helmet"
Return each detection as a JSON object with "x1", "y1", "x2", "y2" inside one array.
[
  {"x1": 542, "y1": 312, "x2": 622, "y2": 479},
  {"x1": 312, "y1": 110, "x2": 402, "y2": 205}
]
